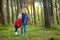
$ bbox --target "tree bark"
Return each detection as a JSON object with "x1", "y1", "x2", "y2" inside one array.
[
  {"x1": 6, "y1": 0, "x2": 10, "y2": 24},
  {"x1": 0, "y1": 13, "x2": 1, "y2": 24},
  {"x1": 58, "y1": 0, "x2": 60, "y2": 24},
  {"x1": 48, "y1": 0, "x2": 54, "y2": 25},
  {"x1": 32, "y1": 0, "x2": 36, "y2": 24},
  {"x1": 43, "y1": 0, "x2": 51, "y2": 28},
  {"x1": 10, "y1": 0, "x2": 14, "y2": 24},
  {"x1": 0, "y1": 0, "x2": 5, "y2": 25},
  {"x1": 55, "y1": 0, "x2": 59, "y2": 24},
  {"x1": 16, "y1": 0, "x2": 19, "y2": 19}
]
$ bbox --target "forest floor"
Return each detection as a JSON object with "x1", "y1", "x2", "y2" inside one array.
[{"x1": 0, "y1": 24, "x2": 60, "y2": 40}]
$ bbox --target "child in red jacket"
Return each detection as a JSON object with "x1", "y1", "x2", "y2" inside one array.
[{"x1": 14, "y1": 14, "x2": 22, "y2": 36}]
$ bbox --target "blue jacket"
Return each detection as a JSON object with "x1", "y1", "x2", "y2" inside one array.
[{"x1": 22, "y1": 13, "x2": 29, "y2": 24}]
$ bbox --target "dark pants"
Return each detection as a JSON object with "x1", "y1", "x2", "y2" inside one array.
[
  {"x1": 15, "y1": 26, "x2": 18, "y2": 32},
  {"x1": 21, "y1": 23, "x2": 26, "y2": 35}
]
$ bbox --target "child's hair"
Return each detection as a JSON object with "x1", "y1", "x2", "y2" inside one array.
[
  {"x1": 22, "y1": 8, "x2": 27, "y2": 13},
  {"x1": 18, "y1": 14, "x2": 22, "y2": 18}
]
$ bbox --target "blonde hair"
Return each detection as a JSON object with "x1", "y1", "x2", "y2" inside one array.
[{"x1": 22, "y1": 8, "x2": 27, "y2": 13}]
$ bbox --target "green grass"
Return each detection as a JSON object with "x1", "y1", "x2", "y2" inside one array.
[{"x1": 0, "y1": 24, "x2": 60, "y2": 40}]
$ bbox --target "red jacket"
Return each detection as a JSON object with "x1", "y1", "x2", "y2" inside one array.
[{"x1": 14, "y1": 18, "x2": 22, "y2": 28}]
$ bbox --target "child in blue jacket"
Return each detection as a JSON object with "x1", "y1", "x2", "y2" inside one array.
[{"x1": 21, "y1": 8, "x2": 29, "y2": 36}]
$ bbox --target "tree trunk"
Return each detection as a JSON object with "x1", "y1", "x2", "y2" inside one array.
[
  {"x1": 58, "y1": 0, "x2": 60, "y2": 24},
  {"x1": 6, "y1": 0, "x2": 10, "y2": 24},
  {"x1": 19, "y1": 0, "x2": 22, "y2": 9},
  {"x1": 31, "y1": 6, "x2": 33, "y2": 24},
  {"x1": 10, "y1": 0, "x2": 14, "y2": 24},
  {"x1": 43, "y1": 0, "x2": 51, "y2": 28},
  {"x1": 0, "y1": 0, "x2": 5, "y2": 25},
  {"x1": 0, "y1": 13, "x2": 1, "y2": 24},
  {"x1": 55, "y1": 0, "x2": 59, "y2": 24},
  {"x1": 41, "y1": 2, "x2": 44, "y2": 26},
  {"x1": 14, "y1": 0, "x2": 17, "y2": 13},
  {"x1": 30, "y1": 1, "x2": 33, "y2": 24},
  {"x1": 37, "y1": 7, "x2": 40, "y2": 24},
  {"x1": 48, "y1": 0, "x2": 54, "y2": 25},
  {"x1": 16, "y1": 0, "x2": 19, "y2": 19},
  {"x1": 32, "y1": 0, "x2": 36, "y2": 24}
]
